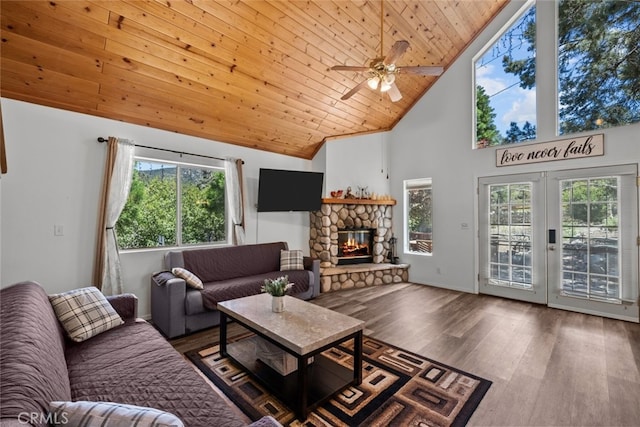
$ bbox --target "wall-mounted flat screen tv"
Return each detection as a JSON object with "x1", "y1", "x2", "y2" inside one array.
[{"x1": 257, "y1": 168, "x2": 324, "y2": 212}]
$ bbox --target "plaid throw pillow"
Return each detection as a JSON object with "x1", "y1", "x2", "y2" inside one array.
[
  {"x1": 49, "y1": 401, "x2": 184, "y2": 427},
  {"x1": 171, "y1": 267, "x2": 204, "y2": 289},
  {"x1": 280, "y1": 249, "x2": 304, "y2": 271},
  {"x1": 48, "y1": 287, "x2": 124, "y2": 343}
]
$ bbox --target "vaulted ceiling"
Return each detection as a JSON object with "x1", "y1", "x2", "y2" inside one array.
[{"x1": 0, "y1": 1, "x2": 507, "y2": 159}]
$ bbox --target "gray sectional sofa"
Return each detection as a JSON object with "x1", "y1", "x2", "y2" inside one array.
[
  {"x1": 151, "y1": 241, "x2": 320, "y2": 339},
  {"x1": 0, "y1": 281, "x2": 279, "y2": 427}
]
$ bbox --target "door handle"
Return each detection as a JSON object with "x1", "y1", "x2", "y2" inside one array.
[{"x1": 548, "y1": 245, "x2": 556, "y2": 251}]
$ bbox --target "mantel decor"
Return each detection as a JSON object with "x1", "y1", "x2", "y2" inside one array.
[{"x1": 321, "y1": 198, "x2": 396, "y2": 206}]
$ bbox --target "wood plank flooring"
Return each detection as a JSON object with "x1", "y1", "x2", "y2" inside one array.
[{"x1": 170, "y1": 283, "x2": 640, "y2": 426}]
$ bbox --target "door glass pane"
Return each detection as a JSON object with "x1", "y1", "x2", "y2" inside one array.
[
  {"x1": 488, "y1": 183, "x2": 533, "y2": 288},
  {"x1": 560, "y1": 177, "x2": 620, "y2": 300}
]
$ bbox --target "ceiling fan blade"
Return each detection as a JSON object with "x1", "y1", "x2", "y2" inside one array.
[
  {"x1": 387, "y1": 82, "x2": 403, "y2": 102},
  {"x1": 384, "y1": 40, "x2": 410, "y2": 65},
  {"x1": 341, "y1": 79, "x2": 370, "y2": 100},
  {"x1": 330, "y1": 65, "x2": 371, "y2": 72},
  {"x1": 397, "y1": 66, "x2": 444, "y2": 75}
]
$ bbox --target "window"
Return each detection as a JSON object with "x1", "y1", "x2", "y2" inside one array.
[
  {"x1": 561, "y1": 177, "x2": 620, "y2": 301},
  {"x1": 405, "y1": 178, "x2": 432, "y2": 254},
  {"x1": 557, "y1": 0, "x2": 640, "y2": 134},
  {"x1": 474, "y1": 1, "x2": 537, "y2": 148},
  {"x1": 116, "y1": 158, "x2": 226, "y2": 250},
  {"x1": 488, "y1": 183, "x2": 533, "y2": 288}
]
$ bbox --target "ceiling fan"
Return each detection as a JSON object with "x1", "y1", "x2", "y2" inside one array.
[{"x1": 330, "y1": 1, "x2": 444, "y2": 102}]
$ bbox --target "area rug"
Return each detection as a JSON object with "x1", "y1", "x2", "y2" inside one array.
[{"x1": 186, "y1": 334, "x2": 491, "y2": 427}]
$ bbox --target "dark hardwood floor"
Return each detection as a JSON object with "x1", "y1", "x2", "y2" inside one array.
[{"x1": 170, "y1": 283, "x2": 640, "y2": 426}]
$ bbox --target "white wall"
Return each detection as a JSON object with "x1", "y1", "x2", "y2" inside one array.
[
  {"x1": 327, "y1": 0, "x2": 640, "y2": 294},
  {"x1": 323, "y1": 132, "x2": 391, "y2": 198},
  {"x1": 0, "y1": 98, "x2": 315, "y2": 318}
]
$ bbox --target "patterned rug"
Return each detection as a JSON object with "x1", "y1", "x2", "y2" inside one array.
[{"x1": 186, "y1": 334, "x2": 491, "y2": 427}]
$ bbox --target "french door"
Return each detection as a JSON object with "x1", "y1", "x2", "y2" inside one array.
[{"x1": 478, "y1": 165, "x2": 639, "y2": 321}]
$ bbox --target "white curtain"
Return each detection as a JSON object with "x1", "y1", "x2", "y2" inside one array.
[
  {"x1": 101, "y1": 139, "x2": 135, "y2": 295},
  {"x1": 225, "y1": 157, "x2": 245, "y2": 245}
]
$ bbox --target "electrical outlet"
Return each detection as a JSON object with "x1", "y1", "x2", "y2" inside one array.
[{"x1": 54, "y1": 225, "x2": 64, "y2": 236}]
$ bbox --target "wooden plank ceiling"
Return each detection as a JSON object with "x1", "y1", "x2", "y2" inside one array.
[{"x1": 0, "y1": 1, "x2": 507, "y2": 159}]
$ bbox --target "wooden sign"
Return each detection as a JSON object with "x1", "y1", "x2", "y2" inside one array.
[{"x1": 496, "y1": 134, "x2": 604, "y2": 167}]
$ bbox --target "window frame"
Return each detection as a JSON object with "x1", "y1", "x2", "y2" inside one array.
[
  {"x1": 403, "y1": 177, "x2": 433, "y2": 256},
  {"x1": 118, "y1": 146, "x2": 229, "y2": 252}
]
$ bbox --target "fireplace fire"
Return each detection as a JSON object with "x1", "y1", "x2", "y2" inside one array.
[{"x1": 337, "y1": 228, "x2": 374, "y2": 265}]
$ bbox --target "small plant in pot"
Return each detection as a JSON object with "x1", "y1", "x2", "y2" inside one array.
[{"x1": 262, "y1": 276, "x2": 293, "y2": 312}]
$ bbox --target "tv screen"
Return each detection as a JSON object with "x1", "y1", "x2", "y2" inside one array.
[{"x1": 257, "y1": 168, "x2": 324, "y2": 212}]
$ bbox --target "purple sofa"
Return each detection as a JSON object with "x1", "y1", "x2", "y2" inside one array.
[
  {"x1": 0, "y1": 281, "x2": 280, "y2": 427},
  {"x1": 151, "y1": 242, "x2": 320, "y2": 339}
]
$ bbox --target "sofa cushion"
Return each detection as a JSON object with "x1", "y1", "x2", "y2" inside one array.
[
  {"x1": 199, "y1": 270, "x2": 311, "y2": 310},
  {"x1": 49, "y1": 287, "x2": 124, "y2": 343},
  {"x1": 280, "y1": 249, "x2": 304, "y2": 271},
  {"x1": 64, "y1": 320, "x2": 245, "y2": 427},
  {"x1": 171, "y1": 267, "x2": 204, "y2": 290},
  {"x1": 182, "y1": 242, "x2": 286, "y2": 282},
  {"x1": 49, "y1": 401, "x2": 184, "y2": 427},
  {"x1": 0, "y1": 282, "x2": 72, "y2": 426}
]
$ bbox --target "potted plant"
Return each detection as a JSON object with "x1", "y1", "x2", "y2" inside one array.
[{"x1": 262, "y1": 275, "x2": 293, "y2": 312}]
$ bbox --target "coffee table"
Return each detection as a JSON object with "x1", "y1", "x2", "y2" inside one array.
[{"x1": 218, "y1": 293, "x2": 364, "y2": 420}]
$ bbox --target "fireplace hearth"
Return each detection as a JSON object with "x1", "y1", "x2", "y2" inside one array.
[{"x1": 337, "y1": 228, "x2": 374, "y2": 265}]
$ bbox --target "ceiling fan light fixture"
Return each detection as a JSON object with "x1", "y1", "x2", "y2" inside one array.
[
  {"x1": 330, "y1": 0, "x2": 442, "y2": 103},
  {"x1": 367, "y1": 76, "x2": 380, "y2": 90}
]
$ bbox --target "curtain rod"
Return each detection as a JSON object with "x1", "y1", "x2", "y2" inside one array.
[{"x1": 96, "y1": 137, "x2": 243, "y2": 164}]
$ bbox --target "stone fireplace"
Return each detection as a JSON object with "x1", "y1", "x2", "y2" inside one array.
[
  {"x1": 309, "y1": 202, "x2": 393, "y2": 268},
  {"x1": 310, "y1": 199, "x2": 409, "y2": 293}
]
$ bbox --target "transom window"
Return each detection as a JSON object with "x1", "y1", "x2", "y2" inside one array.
[
  {"x1": 474, "y1": 0, "x2": 639, "y2": 148},
  {"x1": 557, "y1": 0, "x2": 640, "y2": 133},
  {"x1": 474, "y1": 1, "x2": 537, "y2": 148},
  {"x1": 116, "y1": 157, "x2": 226, "y2": 250}
]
